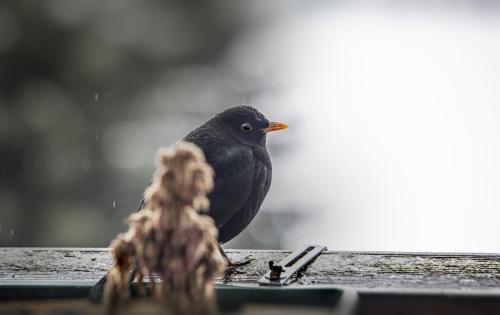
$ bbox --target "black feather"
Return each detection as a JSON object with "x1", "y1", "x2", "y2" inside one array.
[{"x1": 183, "y1": 106, "x2": 272, "y2": 242}]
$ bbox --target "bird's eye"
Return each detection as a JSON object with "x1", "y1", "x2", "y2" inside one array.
[{"x1": 240, "y1": 122, "x2": 253, "y2": 132}]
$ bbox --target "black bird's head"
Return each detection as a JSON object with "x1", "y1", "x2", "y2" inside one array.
[{"x1": 215, "y1": 106, "x2": 287, "y2": 147}]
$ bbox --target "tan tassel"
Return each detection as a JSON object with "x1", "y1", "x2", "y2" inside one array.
[{"x1": 103, "y1": 141, "x2": 226, "y2": 315}]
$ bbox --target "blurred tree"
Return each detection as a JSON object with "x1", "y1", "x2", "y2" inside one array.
[{"x1": 0, "y1": 1, "x2": 271, "y2": 246}]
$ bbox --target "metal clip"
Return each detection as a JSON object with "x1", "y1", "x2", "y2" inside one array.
[{"x1": 258, "y1": 244, "x2": 327, "y2": 286}]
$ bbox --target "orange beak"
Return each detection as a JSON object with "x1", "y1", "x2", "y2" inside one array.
[{"x1": 262, "y1": 121, "x2": 288, "y2": 133}]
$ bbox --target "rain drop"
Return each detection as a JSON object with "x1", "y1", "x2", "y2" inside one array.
[
  {"x1": 10, "y1": 229, "x2": 14, "y2": 236},
  {"x1": 113, "y1": 201, "x2": 116, "y2": 208},
  {"x1": 94, "y1": 93, "x2": 99, "y2": 101}
]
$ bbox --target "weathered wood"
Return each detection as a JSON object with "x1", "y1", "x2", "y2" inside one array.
[
  {"x1": 3, "y1": 248, "x2": 500, "y2": 315},
  {"x1": 2, "y1": 248, "x2": 500, "y2": 294}
]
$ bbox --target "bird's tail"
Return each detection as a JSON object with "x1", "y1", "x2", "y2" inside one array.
[
  {"x1": 88, "y1": 272, "x2": 108, "y2": 303},
  {"x1": 88, "y1": 196, "x2": 146, "y2": 303}
]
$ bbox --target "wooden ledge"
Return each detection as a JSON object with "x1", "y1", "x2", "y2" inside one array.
[
  {"x1": 2, "y1": 248, "x2": 500, "y2": 314},
  {"x1": 2, "y1": 248, "x2": 500, "y2": 292}
]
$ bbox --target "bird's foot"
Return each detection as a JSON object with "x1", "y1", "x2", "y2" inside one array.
[
  {"x1": 223, "y1": 257, "x2": 254, "y2": 280},
  {"x1": 227, "y1": 257, "x2": 255, "y2": 267},
  {"x1": 217, "y1": 244, "x2": 255, "y2": 268}
]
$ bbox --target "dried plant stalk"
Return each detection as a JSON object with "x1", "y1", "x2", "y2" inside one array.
[{"x1": 103, "y1": 141, "x2": 227, "y2": 315}]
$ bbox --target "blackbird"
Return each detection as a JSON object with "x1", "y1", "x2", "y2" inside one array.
[
  {"x1": 89, "y1": 106, "x2": 286, "y2": 302},
  {"x1": 184, "y1": 105, "x2": 287, "y2": 243},
  {"x1": 136, "y1": 105, "x2": 287, "y2": 244}
]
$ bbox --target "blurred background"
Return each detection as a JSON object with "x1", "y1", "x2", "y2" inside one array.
[{"x1": 1, "y1": 0, "x2": 500, "y2": 252}]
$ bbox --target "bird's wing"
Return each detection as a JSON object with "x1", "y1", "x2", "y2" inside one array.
[
  {"x1": 217, "y1": 157, "x2": 272, "y2": 243},
  {"x1": 184, "y1": 130, "x2": 256, "y2": 228},
  {"x1": 206, "y1": 144, "x2": 255, "y2": 228}
]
